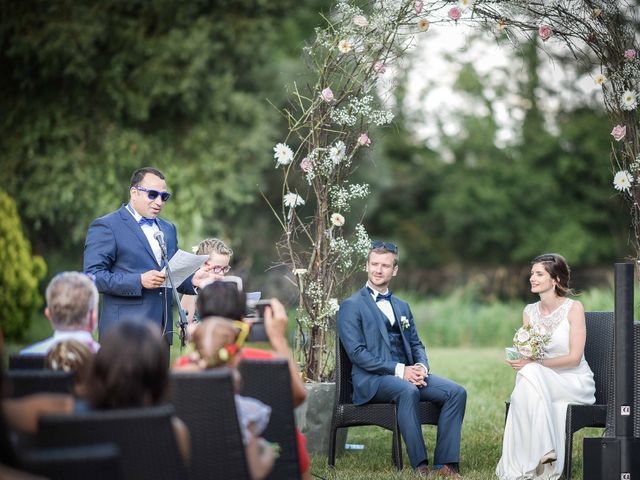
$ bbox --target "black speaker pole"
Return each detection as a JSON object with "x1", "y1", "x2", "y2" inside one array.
[{"x1": 614, "y1": 262, "x2": 634, "y2": 441}]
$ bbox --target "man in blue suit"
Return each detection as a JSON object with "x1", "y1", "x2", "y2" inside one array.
[
  {"x1": 337, "y1": 241, "x2": 466, "y2": 478},
  {"x1": 84, "y1": 167, "x2": 213, "y2": 344}
]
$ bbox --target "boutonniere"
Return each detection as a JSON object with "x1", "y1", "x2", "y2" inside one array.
[{"x1": 400, "y1": 315, "x2": 410, "y2": 330}]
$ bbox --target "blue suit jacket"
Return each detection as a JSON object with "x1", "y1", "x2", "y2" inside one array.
[
  {"x1": 337, "y1": 287, "x2": 429, "y2": 405},
  {"x1": 83, "y1": 205, "x2": 195, "y2": 340}
]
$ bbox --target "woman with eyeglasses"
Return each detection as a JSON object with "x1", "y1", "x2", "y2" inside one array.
[
  {"x1": 496, "y1": 254, "x2": 595, "y2": 480},
  {"x1": 180, "y1": 238, "x2": 234, "y2": 329}
]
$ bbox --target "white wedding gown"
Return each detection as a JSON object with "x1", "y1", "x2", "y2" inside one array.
[{"x1": 496, "y1": 299, "x2": 596, "y2": 480}]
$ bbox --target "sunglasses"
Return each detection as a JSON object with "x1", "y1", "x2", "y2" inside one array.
[
  {"x1": 134, "y1": 185, "x2": 172, "y2": 202},
  {"x1": 370, "y1": 241, "x2": 398, "y2": 253}
]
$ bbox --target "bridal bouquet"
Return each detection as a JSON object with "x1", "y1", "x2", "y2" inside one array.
[{"x1": 512, "y1": 323, "x2": 551, "y2": 361}]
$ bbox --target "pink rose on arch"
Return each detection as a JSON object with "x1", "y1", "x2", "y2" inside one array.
[
  {"x1": 624, "y1": 49, "x2": 637, "y2": 61},
  {"x1": 373, "y1": 61, "x2": 386, "y2": 74},
  {"x1": 300, "y1": 157, "x2": 314, "y2": 173},
  {"x1": 320, "y1": 87, "x2": 334, "y2": 103},
  {"x1": 357, "y1": 133, "x2": 371, "y2": 147},
  {"x1": 414, "y1": 0, "x2": 423, "y2": 14},
  {"x1": 448, "y1": 6, "x2": 461, "y2": 21},
  {"x1": 611, "y1": 125, "x2": 627, "y2": 141},
  {"x1": 538, "y1": 25, "x2": 553, "y2": 41}
]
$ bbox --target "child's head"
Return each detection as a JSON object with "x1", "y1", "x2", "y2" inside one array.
[
  {"x1": 192, "y1": 318, "x2": 248, "y2": 369},
  {"x1": 46, "y1": 339, "x2": 94, "y2": 396},
  {"x1": 196, "y1": 238, "x2": 233, "y2": 281}
]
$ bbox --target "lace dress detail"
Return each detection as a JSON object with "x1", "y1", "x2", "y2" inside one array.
[{"x1": 524, "y1": 299, "x2": 572, "y2": 335}]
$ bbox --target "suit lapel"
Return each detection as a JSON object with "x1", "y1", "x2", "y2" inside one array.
[
  {"x1": 360, "y1": 288, "x2": 391, "y2": 349},
  {"x1": 118, "y1": 206, "x2": 160, "y2": 267}
]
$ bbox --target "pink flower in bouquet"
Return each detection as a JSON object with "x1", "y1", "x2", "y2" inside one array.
[
  {"x1": 624, "y1": 49, "x2": 637, "y2": 61},
  {"x1": 320, "y1": 87, "x2": 334, "y2": 103},
  {"x1": 448, "y1": 7, "x2": 461, "y2": 21},
  {"x1": 516, "y1": 329, "x2": 530, "y2": 343},
  {"x1": 611, "y1": 125, "x2": 627, "y2": 141},
  {"x1": 300, "y1": 157, "x2": 313, "y2": 173},
  {"x1": 373, "y1": 61, "x2": 386, "y2": 74},
  {"x1": 357, "y1": 133, "x2": 371, "y2": 147},
  {"x1": 414, "y1": 1, "x2": 423, "y2": 14},
  {"x1": 538, "y1": 25, "x2": 553, "y2": 41}
]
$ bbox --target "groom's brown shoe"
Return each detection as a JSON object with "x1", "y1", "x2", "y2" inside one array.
[
  {"x1": 434, "y1": 465, "x2": 462, "y2": 479},
  {"x1": 414, "y1": 464, "x2": 431, "y2": 477}
]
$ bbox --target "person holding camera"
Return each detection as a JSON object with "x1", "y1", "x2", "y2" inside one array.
[{"x1": 192, "y1": 281, "x2": 311, "y2": 479}]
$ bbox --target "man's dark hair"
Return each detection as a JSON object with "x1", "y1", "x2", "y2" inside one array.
[
  {"x1": 130, "y1": 167, "x2": 165, "y2": 187},
  {"x1": 197, "y1": 282, "x2": 247, "y2": 320}
]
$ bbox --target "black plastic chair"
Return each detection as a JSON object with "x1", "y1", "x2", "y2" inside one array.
[
  {"x1": 20, "y1": 443, "x2": 124, "y2": 480},
  {"x1": 505, "y1": 311, "x2": 614, "y2": 480},
  {"x1": 37, "y1": 404, "x2": 188, "y2": 480},
  {"x1": 170, "y1": 369, "x2": 251, "y2": 480},
  {"x1": 6, "y1": 370, "x2": 74, "y2": 398},
  {"x1": 238, "y1": 357, "x2": 301, "y2": 480},
  {"x1": 8, "y1": 353, "x2": 46, "y2": 370},
  {"x1": 328, "y1": 336, "x2": 441, "y2": 470}
]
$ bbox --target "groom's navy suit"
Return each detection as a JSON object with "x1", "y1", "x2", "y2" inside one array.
[
  {"x1": 84, "y1": 205, "x2": 195, "y2": 341},
  {"x1": 337, "y1": 286, "x2": 466, "y2": 469}
]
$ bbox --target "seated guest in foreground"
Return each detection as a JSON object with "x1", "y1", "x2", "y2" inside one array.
[
  {"x1": 496, "y1": 254, "x2": 595, "y2": 480},
  {"x1": 174, "y1": 318, "x2": 276, "y2": 480},
  {"x1": 337, "y1": 241, "x2": 466, "y2": 478},
  {"x1": 20, "y1": 272, "x2": 100, "y2": 355},
  {"x1": 46, "y1": 340, "x2": 94, "y2": 397},
  {"x1": 84, "y1": 320, "x2": 191, "y2": 465},
  {"x1": 180, "y1": 237, "x2": 234, "y2": 326},
  {"x1": 194, "y1": 281, "x2": 311, "y2": 480}
]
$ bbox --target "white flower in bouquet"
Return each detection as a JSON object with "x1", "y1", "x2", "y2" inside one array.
[{"x1": 513, "y1": 323, "x2": 550, "y2": 360}]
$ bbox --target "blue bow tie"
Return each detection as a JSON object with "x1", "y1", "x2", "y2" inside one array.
[
  {"x1": 368, "y1": 287, "x2": 392, "y2": 302},
  {"x1": 138, "y1": 217, "x2": 156, "y2": 227}
]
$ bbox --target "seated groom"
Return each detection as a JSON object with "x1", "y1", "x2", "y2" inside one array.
[
  {"x1": 337, "y1": 241, "x2": 466, "y2": 478},
  {"x1": 21, "y1": 271, "x2": 100, "y2": 355}
]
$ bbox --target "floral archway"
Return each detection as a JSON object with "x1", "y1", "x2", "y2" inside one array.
[{"x1": 267, "y1": 0, "x2": 638, "y2": 382}]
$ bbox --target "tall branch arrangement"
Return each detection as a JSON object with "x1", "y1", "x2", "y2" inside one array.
[
  {"x1": 270, "y1": 0, "x2": 637, "y2": 381},
  {"x1": 269, "y1": 0, "x2": 440, "y2": 381}
]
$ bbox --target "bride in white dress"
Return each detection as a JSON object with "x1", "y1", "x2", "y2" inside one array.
[{"x1": 496, "y1": 253, "x2": 596, "y2": 480}]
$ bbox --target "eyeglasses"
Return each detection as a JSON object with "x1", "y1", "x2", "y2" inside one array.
[
  {"x1": 134, "y1": 185, "x2": 172, "y2": 202},
  {"x1": 209, "y1": 265, "x2": 231, "y2": 275},
  {"x1": 370, "y1": 241, "x2": 398, "y2": 253}
]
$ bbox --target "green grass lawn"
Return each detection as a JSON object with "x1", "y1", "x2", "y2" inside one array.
[{"x1": 308, "y1": 347, "x2": 602, "y2": 480}]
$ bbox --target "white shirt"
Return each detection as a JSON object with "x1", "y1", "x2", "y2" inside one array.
[
  {"x1": 366, "y1": 282, "x2": 428, "y2": 380},
  {"x1": 127, "y1": 204, "x2": 162, "y2": 265},
  {"x1": 20, "y1": 330, "x2": 100, "y2": 355}
]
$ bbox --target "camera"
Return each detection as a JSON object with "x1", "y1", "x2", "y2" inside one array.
[{"x1": 245, "y1": 300, "x2": 271, "y2": 342}]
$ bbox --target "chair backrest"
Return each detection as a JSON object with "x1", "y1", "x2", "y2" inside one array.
[
  {"x1": 9, "y1": 353, "x2": 47, "y2": 370},
  {"x1": 335, "y1": 336, "x2": 354, "y2": 405},
  {"x1": 170, "y1": 369, "x2": 250, "y2": 480},
  {"x1": 238, "y1": 357, "x2": 301, "y2": 480},
  {"x1": 37, "y1": 404, "x2": 187, "y2": 480},
  {"x1": 583, "y1": 311, "x2": 615, "y2": 405},
  {"x1": 21, "y1": 443, "x2": 124, "y2": 480},
  {"x1": 7, "y1": 370, "x2": 74, "y2": 398}
]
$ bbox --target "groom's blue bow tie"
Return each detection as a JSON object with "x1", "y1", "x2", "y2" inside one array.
[
  {"x1": 368, "y1": 287, "x2": 392, "y2": 302},
  {"x1": 138, "y1": 217, "x2": 156, "y2": 227}
]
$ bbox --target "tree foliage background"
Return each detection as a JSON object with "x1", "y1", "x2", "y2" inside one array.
[{"x1": 0, "y1": 0, "x2": 629, "y2": 319}]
